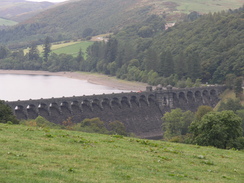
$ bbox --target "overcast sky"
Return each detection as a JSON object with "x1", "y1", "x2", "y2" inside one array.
[{"x1": 26, "y1": 0, "x2": 67, "y2": 2}]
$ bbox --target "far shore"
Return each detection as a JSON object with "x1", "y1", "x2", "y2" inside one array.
[{"x1": 0, "y1": 70, "x2": 148, "y2": 91}]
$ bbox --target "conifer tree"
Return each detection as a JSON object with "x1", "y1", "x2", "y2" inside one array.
[{"x1": 43, "y1": 36, "x2": 52, "y2": 62}]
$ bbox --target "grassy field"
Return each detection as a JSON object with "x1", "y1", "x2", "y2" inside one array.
[
  {"x1": 52, "y1": 41, "x2": 93, "y2": 57},
  {"x1": 0, "y1": 123, "x2": 243, "y2": 183},
  {"x1": 24, "y1": 41, "x2": 93, "y2": 58},
  {"x1": 171, "y1": 0, "x2": 243, "y2": 13},
  {"x1": 0, "y1": 18, "x2": 17, "y2": 26}
]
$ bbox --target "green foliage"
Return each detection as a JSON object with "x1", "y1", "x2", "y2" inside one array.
[
  {"x1": 72, "y1": 118, "x2": 128, "y2": 136},
  {"x1": 162, "y1": 108, "x2": 194, "y2": 139},
  {"x1": 236, "y1": 109, "x2": 244, "y2": 136},
  {"x1": 218, "y1": 98, "x2": 243, "y2": 112},
  {"x1": 195, "y1": 105, "x2": 213, "y2": 121},
  {"x1": 84, "y1": 7, "x2": 243, "y2": 85},
  {"x1": 74, "y1": 118, "x2": 108, "y2": 134},
  {"x1": 234, "y1": 77, "x2": 243, "y2": 98},
  {"x1": 190, "y1": 110, "x2": 243, "y2": 149},
  {"x1": 21, "y1": 116, "x2": 61, "y2": 129},
  {"x1": 43, "y1": 36, "x2": 52, "y2": 62},
  {"x1": 0, "y1": 100, "x2": 18, "y2": 124},
  {"x1": 108, "y1": 120, "x2": 127, "y2": 136}
]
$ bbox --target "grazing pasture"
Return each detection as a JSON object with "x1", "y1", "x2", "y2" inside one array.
[{"x1": 0, "y1": 123, "x2": 243, "y2": 182}]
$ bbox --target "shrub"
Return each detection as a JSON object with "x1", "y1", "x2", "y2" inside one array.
[
  {"x1": 108, "y1": 120, "x2": 127, "y2": 136},
  {"x1": 0, "y1": 100, "x2": 19, "y2": 124}
]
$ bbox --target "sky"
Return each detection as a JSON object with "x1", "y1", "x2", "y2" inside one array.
[{"x1": 26, "y1": 0, "x2": 68, "y2": 2}]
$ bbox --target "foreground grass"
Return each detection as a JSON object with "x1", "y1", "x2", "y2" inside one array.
[{"x1": 0, "y1": 123, "x2": 243, "y2": 183}]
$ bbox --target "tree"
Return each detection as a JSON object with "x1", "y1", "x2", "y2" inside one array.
[
  {"x1": 0, "y1": 100, "x2": 19, "y2": 124},
  {"x1": 225, "y1": 73, "x2": 236, "y2": 89},
  {"x1": 236, "y1": 109, "x2": 244, "y2": 136},
  {"x1": 195, "y1": 105, "x2": 213, "y2": 121},
  {"x1": 234, "y1": 77, "x2": 243, "y2": 99},
  {"x1": 82, "y1": 28, "x2": 94, "y2": 38},
  {"x1": 159, "y1": 50, "x2": 174, "y2": 77},
  {"x1": 0, "y1": 46, "x2": 9, "y2": 59},
  {"x1": 162, "y1": 108, "x2": 194, "y2": 139},
  {"x1": 190, "y1": 110, "x2": 243, "y2": 149},
  {"x1": 218, "y1": 98, "x2": 243, "y2": 112},
  {"x1": 28, "y1": 43, "x2": 40, "y2": 61},
  {"x1": 43, "y1": 36, "x2": 52, "y2": 62},
  {"x1": 108, "y1": 120, "x2": 127, "y2": 136}
]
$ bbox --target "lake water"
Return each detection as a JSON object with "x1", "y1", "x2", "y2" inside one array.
[{"x1": 0, "y1": 74, "x2": 129, "y2": 101}]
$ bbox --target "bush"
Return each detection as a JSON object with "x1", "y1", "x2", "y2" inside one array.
[
  {"x1": 108, "y1": 120, "x2": 127, "y2": 136},
  {"x1": 21, "y1": 116, "x2": 60, "y2": 129},
  {"x1": 74, "y1": 118, "x2": 109, "y2": 134},
  {"x1": 190, "y1": 111, "x2": 243, "y2": 149},
  {"x1": 0, "y1": 100, "x2": 19, "y2": 124}
]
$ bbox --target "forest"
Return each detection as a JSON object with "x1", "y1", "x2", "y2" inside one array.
[{"x1": 0, "y1": 7, "x2": 243, "y2": 87}]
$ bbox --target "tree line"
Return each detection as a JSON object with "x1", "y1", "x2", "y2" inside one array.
[{"x1": 162, "y1": 98, "x2": 244, "y2": 150}]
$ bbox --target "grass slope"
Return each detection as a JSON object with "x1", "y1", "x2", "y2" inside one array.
[
  {"x1": 175, "y1": 0, "x2": 243, "y2": 13},
  {"x1": 0, "y1": 123, "x2": 243, "y2": 182},
  {"x1": 215, "y1": 89, "x2": 244, "y2": 110},
  {"x1": 0, "y1": 18, "x2": 17, "y2": 26},
  {"x1": 24, "y1": 41, "x2": 93, "y2": 58},
  {"x1": 52, "y1": 41, "x2": 93, "y2": 57}
]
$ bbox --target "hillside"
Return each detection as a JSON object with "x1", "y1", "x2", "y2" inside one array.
[
  {"x1": 0, "y1": 18, "x2": 17, "y2": 27},
  {"x1": 81, "y1": 7, "x2": 243, "y2": 85},
  {"x1": 0, "y1": 0, "x2": 54, "y2": 23},
  {"x1": 0, "y1": 123, "x2": 243, "y2": 182},
  {"x1": 0, "y1": 0, "x2": 243, "y2": 48}
]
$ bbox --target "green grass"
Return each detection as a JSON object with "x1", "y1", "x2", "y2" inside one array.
[
  {"x1": 24, "y1": 41, "x2": 93, "y2": 58},
  {"x1": 173, "y1": 0, "x2": 243, "y2": 14},
  {"x1": 52, "y1": 41, "x2": 93, "y2": 57},
  {"x1": 0, "y1": 18, "x2": 17, "y2": 26},
  {"x1": 0, "y1": 123, "x2": 243, "y2": 182}
]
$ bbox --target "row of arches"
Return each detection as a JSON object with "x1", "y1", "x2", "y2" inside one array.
[
  {"x1": 12, "y1": 94, "x2": 157, "y2": 120},
  {"x1": 173, "y1": 89, "x2": 217, "y2": 104}
]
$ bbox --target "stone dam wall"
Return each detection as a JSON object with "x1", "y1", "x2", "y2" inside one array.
[{"x1": 6, "y1": 85, "x2": 226, "y2": 139}]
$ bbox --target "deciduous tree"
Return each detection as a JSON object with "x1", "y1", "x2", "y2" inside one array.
[{"x1": 190, "y1": 110, "x2": 242, "y2": 149}]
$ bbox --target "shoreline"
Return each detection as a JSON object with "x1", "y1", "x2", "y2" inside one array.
[{"x1": 0, "y1": 70, "x2": 148, "y2": 91}]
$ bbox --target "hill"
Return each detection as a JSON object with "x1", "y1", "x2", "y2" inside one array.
[
  {"x1": 83, "y1": 7, "x2": 243, "y2": 85},
  {"x1": 0, "y1": 0, "x2": 54, "y2": 23},
  {"x1": 0, "y1": 0, "x2": 243, "y2": 48},
  {"x1": 0, "y1": 123, "x2": 243, "y2": 182}
]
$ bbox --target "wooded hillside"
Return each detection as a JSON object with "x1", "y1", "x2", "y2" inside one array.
[
  {"x1": 85, "y1": 7, "x2": 244, "y2": 85},
  {"x1": 0, "y1": 0, "x2": 243, "y2": 48}
]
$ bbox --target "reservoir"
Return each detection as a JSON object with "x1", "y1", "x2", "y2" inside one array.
[{"x1": 0, "y1": 74, "x2": 129, "y2": 101}]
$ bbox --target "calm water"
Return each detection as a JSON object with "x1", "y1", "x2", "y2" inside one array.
[{"x1": 0, "y1": 74, "x2": 129, "y2": 101}]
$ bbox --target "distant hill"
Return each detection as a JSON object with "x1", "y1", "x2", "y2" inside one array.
[
  {"x1": 0, "y1": 0, "x2": 55, "y2": 23},
  {"x1": 0, "y1": 0, "x2": 243, "y2": 48}
]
